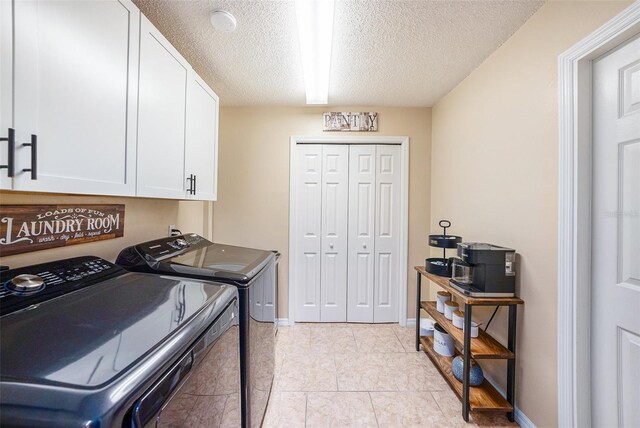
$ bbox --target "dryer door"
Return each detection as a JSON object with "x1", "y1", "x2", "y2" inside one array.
[{"x1": 131, "y1": 299, "x2": 240, "y2": 427}]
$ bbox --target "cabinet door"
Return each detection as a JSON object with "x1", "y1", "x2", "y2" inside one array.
[
  {"x1": 0, "y1": 0, "x2": 12, "y2": 190},
  {"x1": 13, "y1": 0, "x2": 139, "y2": 195},
  {"x1": 136, "y1": 15, "x2": 189, "y2": 199},
  {"x1": 374, "y1": 145, "x2": 401, "y2": 323},
  {"x1": 320, "y1": 145, "x2": 348, "y2": 322},
  {"x1": 185, "y1": 72, "x2": 219, "y2": 201},
  {"x1": 347, "y1": 145, "x2": 376, "y2": 323},
  {"x1": 294, "y1": 144, "x2": 322, "y2": 322}
]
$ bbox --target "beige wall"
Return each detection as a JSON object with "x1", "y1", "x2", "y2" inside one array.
[
  {"x1": 0, "y1": 190, "x2": 211, "y2": 268},
  {"x1": 430, "y1": 1, "x2": 631, "y2": 426},
  {"x1": 214, "y1": 106, "x2": 431, "y2": 320}
]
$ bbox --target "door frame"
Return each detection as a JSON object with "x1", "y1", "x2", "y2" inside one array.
[
  {"x1": 557, "y1": 3, "x2": 640, "y2": 426},
  {"x1": 288, "y1": 136, "x2": 410, "y2": 325}
]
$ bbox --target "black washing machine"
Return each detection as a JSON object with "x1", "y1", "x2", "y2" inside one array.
[
  {"x1": 116, "y1": 233, "x2": 278, "y2": 428},
  {"x1": 0, "y1": 256, "x2": 240, "y2": 427}
]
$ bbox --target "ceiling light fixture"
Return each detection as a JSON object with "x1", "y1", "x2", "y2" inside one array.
[
  {"x1": 295, "y1": 0, "x2": 334, "y2": 105},
  {"x1": 210, "y1": 10, "x2": 237, "y2": 33}
]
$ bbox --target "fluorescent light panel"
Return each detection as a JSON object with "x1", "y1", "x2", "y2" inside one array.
[{"x1": 295, "y1": 0, "x2": 334, "y2": 105}]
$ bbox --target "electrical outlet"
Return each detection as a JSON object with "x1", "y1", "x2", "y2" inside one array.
[{"x1": 168, "y1": 225, "x2": 176, "y2": 237}]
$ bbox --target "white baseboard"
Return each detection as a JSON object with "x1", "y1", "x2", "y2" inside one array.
[
  {"x1": 513, "y1": 407, "x2": 536, "y2": 428},
  {"x1": 277, "y1": 318, "x2": 291, "y2": 326},
  {"x1": 406, "y1": 318, "x2": 416, "y2": 327},
  {"x1": 491, "y1": 384, "x2": 536, "y2": 428}
]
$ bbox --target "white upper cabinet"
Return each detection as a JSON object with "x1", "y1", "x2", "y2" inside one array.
[
  {"x1": 11, "y1": 0, "x2": 140, "y2": 195},
  {"x1": 2, "y1": 2, "x2": 219, "y2": 200},
  {"x1": 185, "y1": 72, "x2": 219, "y2": 201},
  {"x1": 136, "y1": 15, "x2": 190, "y2": 199}
]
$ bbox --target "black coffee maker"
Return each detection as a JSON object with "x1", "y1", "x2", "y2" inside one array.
[{"x1": 449, "y1": 243, "x2": 516, "y2": 297}]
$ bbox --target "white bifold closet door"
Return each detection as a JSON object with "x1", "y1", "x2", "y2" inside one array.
[
  {"x1": 321, "y1": 145, "x2": 349, "y2": 321},
  {"x1": 294, "y1": 144, "x2": 349, "y2": 322},
  {"x1": 294, "y1": 144, "x2": 400, "y2": 323},
  {"x1": 347, "y1": 146, "x2": 376, "y2": 322},
  {"x1": 348, "y1": 145, "x2": 401, "y2": 323}
]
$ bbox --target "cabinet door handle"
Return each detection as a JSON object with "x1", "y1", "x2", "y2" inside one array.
[
  {"x1": 0, "y1": 128, "x2": 15, "y2": 177},
  {"x1": 21, "y1": 134, "x2": 37, "y2": 180},
  {"x1": 186, "y1": 174, "x2": 193, "y2": 194},
  {"x1": 193, "y1": 174, "x2": 197, "y2": 195}
]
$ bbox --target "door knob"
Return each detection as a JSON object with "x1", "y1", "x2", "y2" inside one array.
[
  {"x1": 329, "y1": 243, "x2": 334, "y2": 249},
  {"x1": 363, "y1": 243, "x2": 367, "y2": 249}
]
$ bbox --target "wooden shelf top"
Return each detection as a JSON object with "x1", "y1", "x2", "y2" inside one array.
[
  {"x1": 421, "y1": 301, "x2": 514, "y2": 359},
  {"x1": 415, "y1": 266, "x2": 524, "y2": 305},
  {"x1": 420, "y1": 336, "x2": 513, "y2": 413}
]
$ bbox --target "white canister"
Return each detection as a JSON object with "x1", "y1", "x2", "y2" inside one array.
[
  {"x1": 433, "y1": 323, "x2": 455, "y2": 357},
  {"x1": 444, "y1": 300, "x2": 459, "y2": 320},
  {"x1": 420, "y1": 318, "x2": 435, "y2": 336},
  {"x1": 463, "y1": 321, "x2": 480, "y2": 338},
  {"x1": 436, "y1": 291, "x2": 451, "y2": 313},
  {"x1": 452, "y1": 310, "x2": 465, "y2": 329}
]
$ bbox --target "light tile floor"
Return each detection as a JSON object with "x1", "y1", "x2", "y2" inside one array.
[{"x1": 262, "y1": 323, "x2": 519, "y2": 428}]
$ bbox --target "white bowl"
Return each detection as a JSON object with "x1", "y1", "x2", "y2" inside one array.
[{"x1": 420, "y1": 318, "x2": 435, "y2": 336}]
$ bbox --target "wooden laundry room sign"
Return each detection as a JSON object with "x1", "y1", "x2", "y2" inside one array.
[{"x1": 0, "y1": 205, "x2": 125, "y2": 256}]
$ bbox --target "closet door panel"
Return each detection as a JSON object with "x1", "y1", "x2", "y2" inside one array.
[
  {"x1": 374, "y1": 145, "x2": 401, "y2": 322},
  {"x1": 355, "y1": 252, "x2": 373, "y2": 307},
  {"x1": 348, "y1": 145, "x2": 376, "y2": 323},
  {"x1": 294, "y1": 145, "x2": 322, "y2": 322},
  {"x1": 320, "y1": 145, "x2": 348, "y2": 322}
]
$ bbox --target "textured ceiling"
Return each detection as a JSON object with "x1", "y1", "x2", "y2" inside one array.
[{"x1": 133, "y1": 0, "x2": 545, "y2": 106}]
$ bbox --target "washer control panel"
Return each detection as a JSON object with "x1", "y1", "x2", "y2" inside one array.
[{"x1": 0, "y1": 256, "x2": 123, "y2": 316}]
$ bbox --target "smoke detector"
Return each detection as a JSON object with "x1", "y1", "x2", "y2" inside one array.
[{"x1": 210, "y1": 10, "x2": 237, "y2": 33}]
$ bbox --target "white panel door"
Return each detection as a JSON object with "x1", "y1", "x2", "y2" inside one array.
[
  {"x1": 137, "y1": 15, "x2": 189, "y2": 199},
  {"x1": 185, "y1": 71, "x2": 219, "y2": 201},
  {"x1": 591, "y1": 35, "x2": 640, "y2": 427},
  {"x1": 374, "y1": 145, "x2": 401, "y2": 322},
  {"x1": 0, "y1": 0, "x2": 12, "y2": 189},
  {"x1": 13, "y1": 0, "x2": 139, "y2": 195},
  {"x1": 320, "y1": 145, "x2": 348, "y2": 322},
  {"x1": 294, "y1": 145, "x2": 323, "y2": 322},
  {"x1": 348, "y1": 145, "x2": 376, "y2": 323}
]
